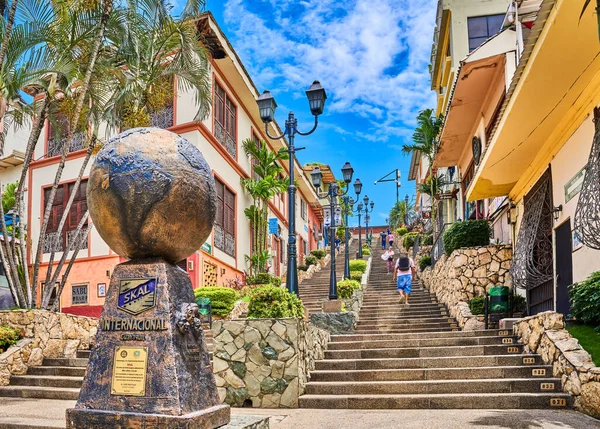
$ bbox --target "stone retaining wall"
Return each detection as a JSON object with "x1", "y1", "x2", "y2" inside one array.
[
  {"x1": 515, "y1": 312, "x2": 600, "y2": 418},
  {"x1": 0, "y1": 310, "x2": 98, "y2": 385},
  {"x1": 420, "y1": 245, "x2": 512, "y2": 330},
  {"x1": 211, "y1": 318, "x2": 329, "y2": 408}
]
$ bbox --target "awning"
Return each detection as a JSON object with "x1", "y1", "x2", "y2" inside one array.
[
  {"x1": 434, "y1": 29, "x2": 516, "y2": 168},
  {"x1": 467, "y1": 0, "x2": 600, "y2": 202},
  {"x1": 0, "y1": 150, "x2": 25, "y2": 169}
]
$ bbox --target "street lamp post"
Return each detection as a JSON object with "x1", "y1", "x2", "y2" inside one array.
[
  {"x1": 311, "y1": 164, "x2": 355, "y2": 300},
  {"x1": 404, "y1": 194, "x2": 410, "y2": 226},
  {"x1": 343, "y1": 180, "x2": 363, "y2": 279},
  {"x1": 256, "y1": 81, "x2": 327, "y2": 295},
  {"x1": 358, "y1": 195, "x2": 375, "y2": 257}
]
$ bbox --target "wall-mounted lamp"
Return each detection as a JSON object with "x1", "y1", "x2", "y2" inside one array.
[
  {"x1": 220, "y1": 268, "x2": 226, "y2": 276},
  {"x1": 552, "y1": 205, "x2": 563, "y2": 221}
]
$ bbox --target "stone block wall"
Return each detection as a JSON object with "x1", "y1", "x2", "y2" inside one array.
[
  {"x1": 515, "y1": 312, "x2": 600, "y2": 418},
  {"x1": 0, "y1": 310, "x2": 98, "y2": 385},
  {"x1": 211, "y1": 318, "x2": 329, "y2": 408},
  {"x1": 420, "y1": 245, "x2": 512, "y2": 330}
]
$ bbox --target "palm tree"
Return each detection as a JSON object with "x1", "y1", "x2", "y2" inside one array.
[
  {"x1": 388, "y1": 199, "x2": 415, "y2": 230},
  {"x1": 402, "y1": 108, "x2": 443, "y2": 225}
]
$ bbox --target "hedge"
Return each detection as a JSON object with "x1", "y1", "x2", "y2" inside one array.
[
  {"x1": 349, "y1": 271, "x2": 363, "y2": 282},
  {"x1": 246, "y1": 273, "x2": 282, "y2": 287},
  {"x1": 194, "y1": 287, "x2": 238, "y2": 317},
  {"x1": 310, "y1": 249, "x2": 326, "y2": 259},
  {"x1": 396, "y1": 227, "x2": 408, "y2": 237},
  {"x1": 337, "y1": 279, "x2": 361, "y2": 299},
  {"x1": 469, "y1": 297, "x2": 485, "y2": 315},
  {"x1": 349, "y1": 259, "x2": 367, "y2": 273},
  {"x1": 442, "y1": 220, "x2": 491, "y2": 256},
  {"x1": 304, "y1": 255, "x2": 318, "y2": 266},
  {"x1": 402, "y1": 232, "x2": 420, "y2": 250},
  {"x1": 0, "y1": 326, "x2": 22, "y2": 352},
  {"x1": 247, "y1": 285, "x2": 304, "y2": 319},
  {"x1": 362, "y1": 248, "x2": 371, "y2": 256},
  {"x1": 569, "y1": 271, "x2": 600, "y2": 327},
  {"x1": 418, "y1": 255, "x2": 432, "y2": 270}
]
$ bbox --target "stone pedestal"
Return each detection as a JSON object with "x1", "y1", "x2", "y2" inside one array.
[
  {"x1": 321, "y1": 300, "x2": 343, "y2": 313},
  {"x1": 67, "y1": 259, "x2": 230, "y2": 429}
]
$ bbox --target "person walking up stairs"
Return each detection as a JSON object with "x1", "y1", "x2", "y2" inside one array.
[{"x1": 299, "y1": 246, "x2": 573, "y2": 409}]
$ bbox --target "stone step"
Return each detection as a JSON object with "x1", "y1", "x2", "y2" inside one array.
[
  {"x1": 26, "y1": 366, "x2": 87, "y2": 377},
  {"x1": 356, "y1": 316, "x2": 453, "y2": 324},
  {"x1": 76, "y1": 350, "x2": 90, "y2": 359},
  {"x1": 0, "y1": 385, "x2": 80, "y2": 400},
  {"x1": 314, "y1": 354, "x2": 544, "y2": 371},
  {"x1": 327, "y1": 336, "x2": 518, "y2": 350},
  {"x1": 330, "y1": 329, "x2": 510, "y2": 342},
  {"x1": 310, "y1": 365, "x2": 554, "y2": 382},
  {"x1": 355, "y1": 321, "x2": 457, "y2": 331},
  {"x1": 42, "y1": 358, "x2": 88, "y2": 368},
  {"x1": 324, "y1": 344, "x2": 524, "y2": 360},
  {"x1": 354, "y1": 327, "x2": 457, "y2": 335},
  {"x1": 305, "y1": 378, "x2": 562, "y2": 395},
  {"x1": 9, "y1": 375, "x2": 83, "y2": 389},
  {"x1": 298, "y1": 392, "x2": 573, "y2": 409}
]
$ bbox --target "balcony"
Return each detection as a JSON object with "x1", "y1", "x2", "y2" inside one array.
[
  {"x1": 47, "y1": 132, "x2": 87, "y2": 158},
  {"x1": 43, "y1": 229, "x2": 89, "y2": 254},
  {"x1": 150, "y1": 105, "x2": 174, "y2": 129},
  {"x1": 214, "y1": 121, "x2": 237, "y2": 159}
]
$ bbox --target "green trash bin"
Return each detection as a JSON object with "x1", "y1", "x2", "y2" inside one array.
[
  {"x1": 488, "y1": 286, "x2": 510, "y2": 313},
  {"x1": 197, "y1": 297, "x2": 211, "y2": 315}
]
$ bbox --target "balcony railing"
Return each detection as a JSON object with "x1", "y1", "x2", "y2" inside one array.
[
  {"x1": 47, "y1": 132, "x2": 87, "y2": 158},
  {"x1": 151, "y1": 105, "x2": 174, "y2": 129},
  {"x1": 214, "y1": 121, "x2": 237, "y2": 159},
  {"x1": 43, "y1": 229, "x2": 89, "y2": 254},
  {"x1": 214, "y1": 225, "x2": 235, "y2": 257}
]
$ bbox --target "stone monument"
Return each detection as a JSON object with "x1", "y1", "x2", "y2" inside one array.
[{"x1": 66, "y1": 128, "x2": 230, "y2": 428}]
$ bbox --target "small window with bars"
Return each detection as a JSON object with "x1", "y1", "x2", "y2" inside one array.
[
  {"x1": 214, "y1": 178, "x2": 235, "y2": 257},
  {"x1": 213, "y1": 82, "x2": 237, "y2": 159}
]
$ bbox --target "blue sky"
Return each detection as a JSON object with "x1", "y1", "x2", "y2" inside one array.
[{"x1": 180, "y1": 0, "x2": 438, "y2": 225}]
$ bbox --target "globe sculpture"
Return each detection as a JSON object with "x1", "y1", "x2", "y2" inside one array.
[{"x1": 88, "y1": 127, "x2": 216, "y2": 263}]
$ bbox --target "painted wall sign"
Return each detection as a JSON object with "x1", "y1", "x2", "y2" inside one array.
[
  {"x1": 111, "y1": 346, "x2": 148, "y2": 396},
  {"x1": 117, "y1": 278, "x2": 157, "y2": 315},
  {"x1": 200, "y1": 242, "x2": 212, "y2": 255},
  {"x1": 268, "y1": 218, "x2": 279, "y2": 235},
  {"x1": 334, "y1": 207, "x2": 342, "y2": 225},
  {"x1": 564, "y1": 167, "x2": 586, "y2": 203},
  {"x1": 304, "y1": 224, "x2": 309, "y2": 233},
  {"x1": 324, "y1": 208, "x2": 331, "y2": 227},
  {"x1": 572, "y1": 229, "x2": 583, "y2": 252},
  {"x1": 72, "y1": 285, "x2": 88, "y2": 305}
]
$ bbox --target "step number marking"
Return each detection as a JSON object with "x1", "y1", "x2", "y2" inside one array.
[
  {"x1": 507, "y1": 347, "x2": 519, "y2": 353},
  {"x1": 502, "y1": 338, "x2": 513, "y2": 344},
  {"x1": 499, "y1": 330, "x2": 509, "y2": 336},
  {"x1": 532, "y1": 369, "x2": 546, "y2": 376},
  {"x1": 550, "y1": 398, "x2": 566, "y2": 407},
  {"x1": 523, "y1": 357, "x2": 536, "y2": 364},
  {"x1": 541, "y1": 383, "x2": 555, "y2": 391}
]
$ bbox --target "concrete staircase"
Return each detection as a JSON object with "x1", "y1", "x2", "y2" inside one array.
[
  {"x1": 299, "y1": 241, "x2": 358, "y2": 315},
  {"x1": 299, "y1": 247, "x2": 573, "y2": 409},
  {"x1": 0, "y1": 329, "x2": 214, "y2": 401}
]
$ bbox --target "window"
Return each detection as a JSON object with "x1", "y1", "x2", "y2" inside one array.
[
  {"x1": 213, "y1": 82, "x2": 237, "y2": 159},
  {"x1": 47, "y1": 114, "x2": 87, "y2": 158},
  {"x1": 71, "y1": 284, "x2": 88, "y2": 305},
  {"x1": 467, "y1": 14, "x2": 504, "y2": 51},
  {"x1": 43, "y1": 180, "x2": 89, "y2": 253},
  {"x1": 300, "y1": 199, "x2": 308, "y2": 221},
  {"x1": 214, "y1": 178, "x2": 235, "y2": 257}
]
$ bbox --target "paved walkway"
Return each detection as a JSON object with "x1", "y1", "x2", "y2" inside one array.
[{"x1": 0, "y1": 398, "x2": 598, "y2": 429}]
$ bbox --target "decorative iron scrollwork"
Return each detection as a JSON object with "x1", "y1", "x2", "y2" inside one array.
[
  {"x1": 574, "y1": 107, "x2": 600, "y2": 249},
  {"x1": 472, "y1": 136, "x2": 482, "y2": 165},
  {"x1": 510, "y1": 169, "x2": 554, "y2": 290}
]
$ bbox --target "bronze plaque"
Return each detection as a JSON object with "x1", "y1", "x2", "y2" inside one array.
[
  {"x1": 118, "y1": 278, "x2": 157, "y2": 315},
  {"x1": 111, "y1": 346, "x2": 148, "y2": 396},
  {"x1": 523, "y1": 357, "x2": 536, "y2": 364},
  {"x1": 541, "y1": 383, "x2": 555, "y2": 391},
  {"x1": 532, "y1": 368, "x2": 547, "y2": 376},
  {"x1": 502, "y1": 338, "x2": 513, "y2": 344},
  {"x1": 507, "y1": 347, "x2": 519, "y2": 353},
  {"x1": 499, "y1": 330, "x2": 509, "y2": 336},
  {"x1": 550, "y1": 398, "x2": 567, "y2": 407}
]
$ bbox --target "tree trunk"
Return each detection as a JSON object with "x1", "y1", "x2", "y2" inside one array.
[
  {"x1": 33, "y1": 0, "x2": 114, "y2": 303},
  {"x1": 0, "y1": 0, "x2": 19, "y2": 149}
]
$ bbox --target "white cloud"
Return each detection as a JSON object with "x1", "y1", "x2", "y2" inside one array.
[{"x1": 222, "y1": 0, "x2": 437, "y2": 144}]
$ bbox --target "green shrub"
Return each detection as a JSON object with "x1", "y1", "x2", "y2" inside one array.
[
  {"x1": 362, "y1": 248, "x2": 371, "y2": 256},
  {"x1": 271, "y1": 276, "x2": 282, "y2": 287},
  {"x1": 513, "y1": 294, "x2": 527, "y2": 313},
  {"x1": 194, "y1": 287, "x2": 238, "y2": 317},
  {"x1": 418, "y1": 255, "x2": 432, "y2": 270},
  {"x1": 421, "y1": 234, "x2": 433, "y2": 245},
  {"x1": 402, "y1": 232, "x2": 420, "y2": 250},
  {"x1": 349, "y1": 259, "x2": 367, "y2": 273},
  {"x1": 247, "y1": 285, "x2": 304, "y2": 319},
  {"x1": 569, "y1": 271, "x2": 600, "y2": 327},
  {"x1": 298, "y1": 264, "x2": 308, "y2": 272},
  {"x1": 246, "y1": 273, "x2": 281, "y2": 286},
  {"x1": 304, "y1": 255, "x2": 318, "y2": 266},
  {"x1": 443, "y1": 220, "x2": 491, "y2": 256},
  {"x1": 0, "y1": 326, "x2": 23, "y2": 352},
  {"x1": 311, "y1": 249, "x2": 326, "y2": 259},
  {"x1": 362, "y1": 243, "x2": 369, "y2": 249},
  {"x1": 337, "y1": 279, "x2": 361, "y2": 299},
  {"x1": 396, "y1": 227, "x2": 408, "y2": 237},
  {"x1": 469, "y1": 297, "x2": 485, "y2": 315},
  {"x1": 349, "y1": 271, "x2": 363, "y2": 282}
]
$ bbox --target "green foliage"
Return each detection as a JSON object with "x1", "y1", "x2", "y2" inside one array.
[
  {"x1": 349, "y1": 271, "x2": 363, "y2": 282},
  {"x1": 396, "y1": 227, "x2": 408, "y2": 237},
  {"x1": 298, "y1": 264, "x2": 308, "y2": 272},
  {"x1": 442, "y1": 220, "x2": 491, "y2": 256},
  {"x1": 194, "y1": 287, "x2": 238, "y2": 317},
  {"x1": 422, "y1": 234, "x2": 433, "y2": 245},
  {"x1": 246, "y1": 273, "x2": 272, "y2": 285},
  {"x1": 362, "y1": 248, "x2": 371, "y2": 256},
  {"x1": 2, "y1": 183, "x2": 17, "y2": 214},
  {"x1": 0, "y1": 326, "x2": 23, "y2": 352},
  {"x1": 569, "y1": 271, "x2": 600, "y2": 327},
  {"x1": 469, "y1": 297, "x2": 486, "y2": 315},
  {"x1": 403, "y1": 232, "x2": 420, "y2": 250},
  {"x1": 362, "y1": 243, "x2": 370, "y2": 249},
  {"x1": 418, "y1": 255, "x2": 432, "y2": 270},
  {"x1": 304, "y1": 255, "x2": 318, "y2": 266},
  {"x1": 337, "y1": 279, "x2": 361, "y2": 299},
  {"x1": 310, "y1": 249, "x2": 326, "y2": 259},
  {"x1": 247, "y1": 285, "x2": 304, "y2": 319},
  {"x1": 271, "y1": 276, "x2": 282, "y2": 287},
  {"x1": 513, "y1": 294, "x2": 527, "y2": 313},
  {"x1": 567, "y1": 324, "x2": 600, "y2": 366},
  {"x1": 349, "y1": 260, "x2": 367, "y2": 273},
  {"x1": 418, "y1": 175, "x2": 441, "y2": 197}
]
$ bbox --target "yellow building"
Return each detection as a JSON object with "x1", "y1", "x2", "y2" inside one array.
[{"x1": 467, "y1": 0, "x2": 600, "y2": 316}]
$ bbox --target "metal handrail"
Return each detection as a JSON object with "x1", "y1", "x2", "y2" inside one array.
[{"x1": 431, "y1": 222, "x2": 453, "y2": 267}]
